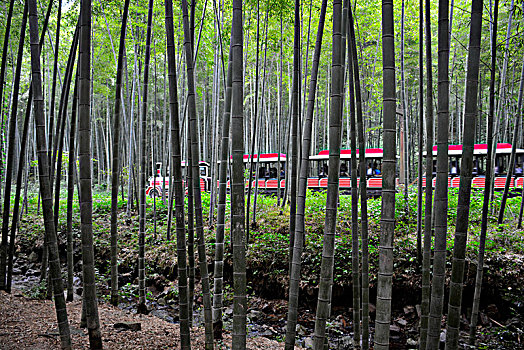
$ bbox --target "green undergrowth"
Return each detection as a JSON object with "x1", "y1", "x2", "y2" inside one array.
[{"x1": 11, "y1": 184, "x2": 524, "y2": 304}]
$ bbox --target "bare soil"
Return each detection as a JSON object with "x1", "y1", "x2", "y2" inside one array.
[{"x1": 0, "y1": 290, "x2": 283, "y2": 349}]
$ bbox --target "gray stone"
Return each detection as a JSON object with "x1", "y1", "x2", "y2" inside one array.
[
  {"x1": 390, "y1": 324, "x2": 401, "y2": 333},
  {"x1": 338, "y1": 336, "x2": 353, "y2": 349},
  {"x1": 303, "y1": 337, "x2": 314, "y2": 349},
  {"x1": 296, "y1": 324, "x2": 307, "y2": 336},
  {"x1": 114, "y1": 322, "x2": 141, "y2": 331},
  {"x1": 157, "y1": 297, "x2": 166, "y2": 306},
  {"x1": 407, "y1": 338, "x2": 418, "y2": 347},
  {"x1": 247, "y1": 310, "x2": 264, "y2": 322},
  {"x1": 28, "y1": 251, "x2": 38, "y2": 263},
  {"x1": 150, "y1": 309, "x2": 174, "y2": 323},
  {"x1": 396, "y1": 318, "x2": 408, "y2": 327}
]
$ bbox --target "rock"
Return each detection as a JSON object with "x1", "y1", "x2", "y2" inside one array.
[
  {"x1": 440, "y1": 329, "x2": 446, "y2": 343},
  {"x1": 247, "y1": 310, "x2": 264, "y2": 322},
  {"x1": 224, "y1": 307, "x2": 233, "y2": 316},
  {"x1": 396, "y1": 318, "x2": 408, "y2": 327},
  {"x1": 404, "y1": 305, "x2": 415, "y2": 315},
  {"x1": 150, "y1": 309, "x2": 174, "y2": 323},
  {"x1": 338, "y1": 336, "x2": 353, "y2": 349},
  {"x1": 486, "y1": 304, "x2": 498, "y2": 318},
  {"x1": 26, "y1": 269, "x2": 39, "y2": 277},
  {"x1": 480, "y1": 312, "x2": 489, "y2": 325},
  {"x1": 262, "y1": 303, "x2": 272, "y2": 313},
  {"x1": 73, "y1": 277, "x2": 82, "y2": 287},
  {"x1": 259, "y1": 329, "x2": 273, "y2": 337},
  {"x1": 114, "y1": 322, "x2": 141, "y2": 331},
  {"x1": 303, "y1": 337, "x2": 314, "y2": 349},
  {"x1": 296, "y1": 324, "x2": 307, "y2": 336},
  {"x1": 157, "y1": 297, "x2": 166, "y2": 306},
  {"x1": 390, "y1": 324, "x2": 401, "y2": 333},
  {"x1": 406, "y1": 338, "x2": 418, "y2": 347},
  {"x1": 12, "y1": 268, "x2": 22, "y2": 276},
  {"x1": 28, "y1": 251, "x2": 39, "y2": 263}
]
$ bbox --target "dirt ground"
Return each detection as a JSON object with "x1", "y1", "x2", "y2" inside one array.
[{"x1": 0, "y1": 290, "x2": 283, "y2": 349}]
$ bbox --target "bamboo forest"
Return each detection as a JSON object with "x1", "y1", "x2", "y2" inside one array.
[{"x1": 1, "y1": 0, "x2": 524, "y2": 348}]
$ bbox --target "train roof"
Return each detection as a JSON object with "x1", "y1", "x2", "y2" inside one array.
[
  {"x1": 218, "y1": 153, "x2": 287, "y2": 164},
  {"x1": 242, "y1": 153, "x2": 287, "y2": 162},
  {"x1": 423, "y1": 143, "x2": 524, "y2": 156},
  {"x1": 180, "y1": 161, "x2": 210, "y2": 167},
  {"x1": 310, "y1": 148, "x2": 384, "y2": 160}
]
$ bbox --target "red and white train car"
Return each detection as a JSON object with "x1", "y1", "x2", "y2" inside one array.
[
  {"x1": 221, "y1": 153, "x2": 287, "y2": 193},
  {"x1": 307, "y1": 148, "x2": 389, "y2": 196},
  {"x1": 421, "y1": 143, "x2": 524, "y2": 190},
  {"x1": 145, "y1": 161, "x2": 211, "y2": 197}
]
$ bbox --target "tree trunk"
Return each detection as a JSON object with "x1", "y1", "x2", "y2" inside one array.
[
  {"x1": 230, "y1": 1, "x2": 246, "y2": 348},
  {"x1": 48, "y1": 0, "x2": 62, "y2": 184},
  {"x1": 416, "y1": 0, "x2": 424, "y2": 267},
  {"x1": 498, "y1": 52, "x2": 524, "y2": 223},
  {"x1": 0, "y1": 0, "x2": 28, "y2": 289},
  {"x1": 66, "y1": 71, "x2": 79, "y2": 302},
  {"x1": 0, "y1": 0, "x2": 15, "y2": 213},
  {"x1": 348, "y1": 4, "x2": 366, "y2": 346},
  {"x1": 180, "y1": 1, "x2": 214, "y2": 347},
  {"x1": 419, "y1": 0, "x2": 435, "y2": 347},
  {"x1": 445, "y1": 1, "x2": 483, "y2": 348},
  {"x1": 28, "y1": 0, "x2": 72, "y2": 347},
  {"x1": 312, "y1": 0, "x2": 345, "y2": 347},
  {"x1": 109, "y1": 0, "x2": 130, "y2": 307},
  {"x1": 77, "y1": 0, "x2": 103, "y2": 347},
  {"x1": 165, "y1": 1, "x2": 191, "y2": 347},
  {"x1": 213, "y1": 45, "x2": 232, "y2": 340},
  {"x1": 426, "y1": 0, "x2": 451, "y2": 348},
  {"x1": 288, "y1": 0, "x2": 300, "y2": 274},
  {"x1": 374, "y1": 0, "x2": 397, "y2": 347},
  {"x1": 284, "y1": 0, "x2": 327, "y2": 347},
  {"x1": 137, "y1": 0, "x2": 154, "y2": 315}
]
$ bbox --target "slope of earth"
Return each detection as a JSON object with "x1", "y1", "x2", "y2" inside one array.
[{"x1": 0, "y1": 289, "x2": 283, "y2": 349}]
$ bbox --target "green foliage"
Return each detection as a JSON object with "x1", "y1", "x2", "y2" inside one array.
[{"x1": 23, "y1": 280, "x2": 48, "y2": 300}]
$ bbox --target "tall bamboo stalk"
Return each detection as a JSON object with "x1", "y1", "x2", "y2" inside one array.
[
  {"x1": 180, "y1": 0, "x2": 214, "y2": 347},
  {"x1": 109, "y1": 0, "x2": 130, "y2": 307},
  {"x1": 426, "y1": 0, "x2": 451, "y2": 348},
  {"x1": 165, "y1": 0, "x2": 191, "y2": 346},
  {"x1": 312, "y1": 0, "x2": 345, "y2": 347},
  {"x1": 445, "y1": 1, "x2": 483, "y2": 348},
  {"x1": 419, "y1": 0, "x2": 434, "y2": 348},
  {"x1": 137, "y1": 0, "x2": 154, "y2": 315},
  {"x1": 28, "y1": 0, "x2": 72, "y2": 347},
  {"x1": 374, "y1": 0, "x2": 397, "y2": 347},
  {"x1": 213, "y1": 45, "x2": 232, "y2": 339}
]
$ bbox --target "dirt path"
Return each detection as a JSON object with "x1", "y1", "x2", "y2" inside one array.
[{"x1": 0, "y1": 290, "x2": 283, "y2": 349}]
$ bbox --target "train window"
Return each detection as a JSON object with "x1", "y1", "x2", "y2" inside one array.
[
  {"x1": 318, "y1": 163, "x2": 328, "y2": 178},
  {"x1": 340, "y1": 162, "x2": 349, "y2": 177},
  {"x1": 258, "y1": 167, "x2": 267, "y2": 178},
  {"x1": 269, "y1": 167, "x2": 278, "y2": 178},
  {"x1": 200, "y1": 166, "x2": 207, "y2": 177},
  {"x1": 473, "y1": 157, "x2": 485, "y2": 176},
  {"x1": 495, "y1": 155, "x2": 507, "y2": 175},
  {"x1": 449, "y1": 157, "x2": 460, "y2": 176},
  {"x1": 515, "y1": 163, "x2": 523, "y2": 176},
  {"x1": 372, "y1": 160, "x2": 382, "y2": 176}
]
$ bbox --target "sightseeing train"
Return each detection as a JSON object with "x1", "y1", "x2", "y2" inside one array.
[
  {"x1": 145, "y1": 143, "x2": 524, "y2": 197},
  {"x1": 421, "y1": 143, "x2": 524, "y2": 190}
]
